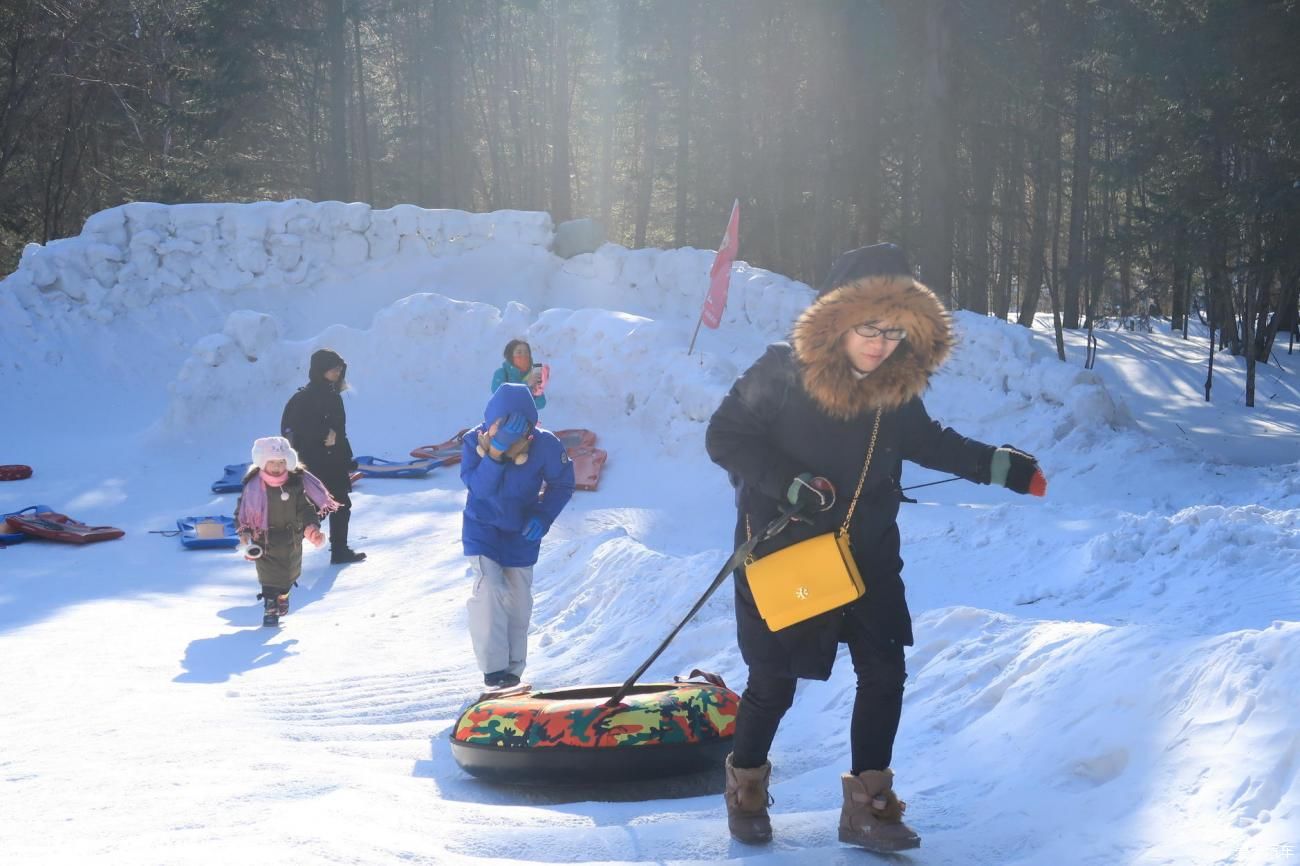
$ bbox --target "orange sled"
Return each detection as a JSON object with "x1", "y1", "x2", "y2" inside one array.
[
  {"x1": 569, "y1": 446, "x2": 608, "y2": 492},
  {"x1": 410, "y1": 428, "x2": 470, "y2": 464},
  {"x1": 552, "y1": 429, "x2": 597, "y2": 451}
]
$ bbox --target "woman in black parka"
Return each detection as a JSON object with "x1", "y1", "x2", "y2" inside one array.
[
  {"x1": 281, "y1": 348, "x2": 366, "y2": 564},
  {"x1": 705, "y1": 244, "x2": 1046, "y2": 852}
]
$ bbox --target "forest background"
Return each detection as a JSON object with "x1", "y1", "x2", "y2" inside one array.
[{"x1": 3, "y1": 0, "x2": 1299, "y2": 372}]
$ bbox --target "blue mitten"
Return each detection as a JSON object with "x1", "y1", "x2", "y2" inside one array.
[
  {"x1": 491, "y1": 412, "x2": 529, "y2": 453},
  {"x1": 522, "y1": 517, "x2": 546, "y2": 541}
]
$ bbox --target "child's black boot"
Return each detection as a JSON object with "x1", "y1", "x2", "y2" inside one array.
[{"x1": 261, "y1": 593, "x2": 279, "y2": 627}]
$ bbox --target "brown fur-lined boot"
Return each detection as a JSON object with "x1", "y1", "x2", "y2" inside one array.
[
  {"x1": 838, "y1": 768, "x2": 921, "y2": 852},
  {"x1": 724, "y1": 754, "x2": 773, "y2": 845}
]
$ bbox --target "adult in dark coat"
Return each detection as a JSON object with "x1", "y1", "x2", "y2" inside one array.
[
  {"x1": 281, "y1": 348, "x2": 366, "y2": 564},
  {"x1": 705, "y1": 244, "x2": 1046, "y2": 852}
]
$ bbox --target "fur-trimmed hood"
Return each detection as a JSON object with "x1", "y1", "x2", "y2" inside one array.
[{"x1": 792, "y1": 274, "x2": 952, "y2": 419}]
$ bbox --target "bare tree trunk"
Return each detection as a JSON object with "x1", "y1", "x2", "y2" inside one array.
[
  {"x1": 994, "y1": 101, "x2": 1021, "y2": 321},
  {"x1": 1018, "y1": 0, "x2": 1058, "y2": 327},
  {"x1": 917, "y1": 0, "x2": 954, "y2": 301},
  {"x1": 411, "y1": 3, "x2": 429, "y2": 203},
  {"x1": 550, "y1": 0, "x2": 572, "y2": 222},
  {"x1": 846, "y1": 1, "x2": 884, "y2": 246},
  {"x1": 1170, "y1": 221, "x2": 1188, "y2": 332},
  {"x1": 966, "y1": 103, "x2": 995, "y2": 314},
  {"x1": 634, "y1": 86, "x2": 659, "y2": 248},
  {"x1": 325, "y1": 0, "x2": 351, "y2": 200},
  {"x1": 595, "y1": 5, "x2": 619, "y2": 231},
  {"x1": 1205, "y1": 265, "x2": 1217, "y2": 401},
  {"x1": 672, "y1": 3, "x2": 692, "y2": 246},
  {"x1": 899, "y1": 60, "x2": 917, "y2": 257},
  {"x1": 1118, "y1": 180, "x2": 1134, "y2": 319},
  {"x1": 1049, "y1": 121, "x2": 1067, "y2": 360},
  {"x1": 1064, "y1": 63, "x2": 1091, "y2": 328},
  {"x1": 352, "y1": 11, "x2": 373, "y2": 203}
]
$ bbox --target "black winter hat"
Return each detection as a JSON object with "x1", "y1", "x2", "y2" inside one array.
[
  {"x1": 817, "y1": 243, "x2": 911, "y2": 298},
  {"x1": 308, "y1": 348, "x2": 347, "y2": 385}
]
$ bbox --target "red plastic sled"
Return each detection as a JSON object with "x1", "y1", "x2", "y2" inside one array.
[
  {"x1": 0, "y1": 465, "x2": 33, "y2": 481},
  {"x1": 5, "y1": 507, "x2": 125, "y2": 544},
  {"x1": 410, "y1": 428, "x2": 470, "y2": 464},
  {"x1": 552, "y1": 429, "x2": 597, "y2": 451},
  {"x1": 569, "y1": 446, "x2": 608, "y2": 492}
]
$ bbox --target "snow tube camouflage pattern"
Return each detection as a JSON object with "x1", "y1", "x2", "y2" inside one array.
[{"x1": 450, "y1": 681, "x2": 739, "y2": 784}]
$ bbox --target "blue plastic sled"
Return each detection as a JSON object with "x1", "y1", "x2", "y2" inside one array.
[
  {"x1": 353, "y1": 456, "x2": 437, "y2": 478},
  {"x1": 212, "y1": 463, "x2": 251, "y2": 493},
  {"x1": 177, "y1": 516, "x2": 240, "y2": 550},
  {"x1": 1, "y1": 504, "x2": 52, "y2": 545}
]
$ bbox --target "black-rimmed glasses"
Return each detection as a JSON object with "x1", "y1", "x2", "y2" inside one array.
[{"x1": 852, "y1": 323, "x2": 907, "y2": 341}]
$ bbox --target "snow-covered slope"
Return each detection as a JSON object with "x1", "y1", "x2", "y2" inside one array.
[{"x1": 1, "y1": 202, "x2": 1296, "y2": 866}]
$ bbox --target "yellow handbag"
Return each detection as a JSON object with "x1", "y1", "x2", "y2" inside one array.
[{"x1": 744, "y1": 410, "x2": 882, "y2": 632}]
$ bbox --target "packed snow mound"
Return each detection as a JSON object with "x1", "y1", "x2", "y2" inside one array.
[
  {"x1": 939, "y1": 312, "x2": 1136, "y2": 437},
  {"x1": 901, "y1": 608, "x2": 1300, "y2": 866},
  {"x1": 6, "y1": 200, "x2": 550, "y2": 316},
  {"x1": 0, "y1": 201, "x2": 810, "y2": 404},
  {"x1": 6, "y1": 197, "x2": 1136, "y2": 466},
  {"x1": 161, "y1": 293, "x2": 743, "y2": 452},
  {"x1": 160, "y1": 295, "x2": 1139, "y2": 462}
]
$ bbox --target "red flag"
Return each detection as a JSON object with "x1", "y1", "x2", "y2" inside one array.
[{"x1": 700, "y1": 200, "x2": 740, "y2": 329}]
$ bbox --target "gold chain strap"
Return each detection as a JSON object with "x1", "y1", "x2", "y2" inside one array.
[
  {"x1": 840, "y1": 408, "x2": 883, "y2": 535},
  {"x1": 745, "y1": 407, "x2": 883, "y2": 547}
]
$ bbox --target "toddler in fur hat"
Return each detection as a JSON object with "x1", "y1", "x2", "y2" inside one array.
[{"x1": 235, "y1": 436, "x2": 340, "y2": 626}]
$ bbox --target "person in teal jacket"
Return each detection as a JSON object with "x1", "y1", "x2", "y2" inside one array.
[{"x1": 492, "y1": 339, "x2": 547, "y2": 410}]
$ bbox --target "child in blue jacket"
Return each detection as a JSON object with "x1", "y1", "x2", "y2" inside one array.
[{"x1": 461, "y1": 382, "x2": 575, "y2": 688}]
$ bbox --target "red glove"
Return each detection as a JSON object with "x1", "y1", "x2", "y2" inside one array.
[{"x1": 304, "y1": 526, "x2": 326, "y2": 548}]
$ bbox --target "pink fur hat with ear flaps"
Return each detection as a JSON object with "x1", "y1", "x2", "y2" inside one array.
[{"x1": 251, "y1": 436, "x2": 299, "y2": 471}]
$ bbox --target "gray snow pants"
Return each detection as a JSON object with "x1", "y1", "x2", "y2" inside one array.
[{"x1": 466, "y1": 556, "x2": 534, "y2": 677}]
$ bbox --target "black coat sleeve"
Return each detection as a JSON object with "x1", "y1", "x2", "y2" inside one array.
[
  {"x1": 899, "y1": 397, "x2": 997, "y2": 483},
  {"x1": 705, "y1": 344, "x2": 807, "y2": 503}
]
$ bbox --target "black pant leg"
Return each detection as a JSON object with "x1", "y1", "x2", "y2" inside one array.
[
  {"x1": 730, "y1": 671, "x2": 798, "y2": 769},
  {"x1": 844, "y1": 620, "x2": 908, "y2": 774},
  {"x1": 320, "y1": 469, "x2": 352, "y2": 551},
  {"x1": 329, "y1": 507, "x2": 350, "y2": 550}
]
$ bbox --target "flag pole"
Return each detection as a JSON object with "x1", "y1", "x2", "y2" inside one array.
[{"x1": 687, "y1": 314, "x2": 705, "y2": 356}]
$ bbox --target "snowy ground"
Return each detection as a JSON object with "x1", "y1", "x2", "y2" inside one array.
[{"x1": 2, "y1": 203, "x2": 1297, "y2": 865}]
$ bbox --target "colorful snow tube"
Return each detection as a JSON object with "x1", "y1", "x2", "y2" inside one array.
[
  {"x1": 450, "y1": 681, "x2": 739, "y2": 784},
  {"x1": 0, "y1": 465, "x2": 33, "y2": 481}
]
